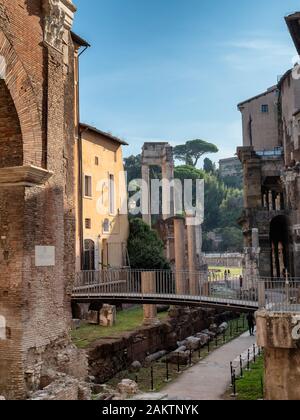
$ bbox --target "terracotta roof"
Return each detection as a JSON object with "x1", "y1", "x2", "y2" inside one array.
[
  {"x1": 79, "y1": 123, "x2": 129, "y2": 146},
  {"x1": 285, "y1": 12, "x2": 300, "y2": 55},
  {"x1": 71, "y1": 31, "x2": 91, "y2": 48}
]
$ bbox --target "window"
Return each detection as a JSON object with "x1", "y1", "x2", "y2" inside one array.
[
  {"x1": 84, "y1": 175, "x2": 92, "y2": 197},
  {"x1": 85, "y1": 218, "x2": 91, "y2": 229},
  {"x1": 261, "y1": 104, "x2": 269, "y2": 113},
  {"x1": 109, "y1": 174, "x2": 115, "y2": 214},
  {"x1": 95, "y1": 156, "x2": 99, "y2": 166},
  {"x1": 103, "y1": 219, "x2": 110, "y2": 234},
  {"x1": 83, "y1": 239, "x2": 95, "y2": 271}
]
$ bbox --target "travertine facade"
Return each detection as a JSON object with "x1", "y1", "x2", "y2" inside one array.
[
  {"x1": 238, "y1": 14, "x2": 300, "y2": 278},
  {"x1": 0, "y1": 0, "x2": 87, "y2": 399}
]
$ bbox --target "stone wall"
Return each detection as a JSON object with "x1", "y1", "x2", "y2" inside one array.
[
  {"x1": 0, "y1": 0, "x2": 87, "y2": 399},
  {"x1": 257, "y1": 311, "x2": 300, "y2": 400},
  {"x1": 86, "y1": 308, "x2": 238, "y2": 383}
]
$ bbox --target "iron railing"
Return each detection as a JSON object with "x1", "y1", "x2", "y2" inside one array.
[
  {"x1": 258, "y1": 278, "x2": 300, "y2": 313},
  {"x1": 72, "y1": 269, "x2": 259, "y2": 310}
]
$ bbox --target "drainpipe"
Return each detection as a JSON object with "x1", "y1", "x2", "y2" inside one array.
[{"x1": 77, "y1": 44, "x2": 89, "y2": 270}]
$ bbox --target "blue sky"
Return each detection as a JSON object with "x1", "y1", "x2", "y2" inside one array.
[{"x1": 73, "y1": 0, "x2": 300, "y2": 165}]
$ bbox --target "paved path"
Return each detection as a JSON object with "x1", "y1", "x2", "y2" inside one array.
[{"x1": 163, "y1": 332, "x2": 257, "y2": 400}]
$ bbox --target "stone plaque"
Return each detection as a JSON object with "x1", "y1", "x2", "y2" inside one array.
[{"x1": 35, "y1": 246, "x2": 55, "y2": 267}]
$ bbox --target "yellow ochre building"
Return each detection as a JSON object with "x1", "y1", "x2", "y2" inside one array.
[{"x1": 75, "y1": 123, "x2": 129, "y2": 271}]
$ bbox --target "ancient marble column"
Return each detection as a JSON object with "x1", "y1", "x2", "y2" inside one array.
[
  {"x1": 141, "y1": 271, "x2": 159, "y2": 325},
  {"x1": 186, "y1": 217, "x2": 198, "y2": 295},
  {"x1": 161, "y1": 161, "x2": 175, "y2": 220},
  {"x1": 141, "y1": 164, "x2": 151, "y2": 226},
  {"x1": 174, "y1": 217, "x2": 187, "y2": 295},
  {"x1": 252, "y1": 228, "x2": 259, "y2": 249}
]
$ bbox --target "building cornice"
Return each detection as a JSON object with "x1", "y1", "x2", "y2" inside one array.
[{"x1": 0, "y1": 166, "x2": 53, "y2": 188}]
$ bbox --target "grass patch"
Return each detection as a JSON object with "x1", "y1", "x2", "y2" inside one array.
[
  {"x1": 209, "y1": 266, "x2": 242, "y2": 276},
  {"x1": 71, "y1": 306, "x2": 169, "y2": 349},
  {"x1": 235, "y1": 356, "x2": 264, "y2": 400}
]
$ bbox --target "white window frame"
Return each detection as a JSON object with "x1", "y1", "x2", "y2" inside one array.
[
  {"x1": 109, "y1": 173, "x2": 115, "y2": 215},
  {"x1": 84, "y1": 174, "x2": 92, "y2": 199}
]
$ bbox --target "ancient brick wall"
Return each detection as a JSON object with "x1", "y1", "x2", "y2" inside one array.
[
  {"x1": 0, "y1": 0, "x2": 87, "y2": 399},
  {"x1": 0, "y1": 80, "x2": 23, "y2": 167}
]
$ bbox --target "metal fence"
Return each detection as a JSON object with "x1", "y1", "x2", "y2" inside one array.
[
  {"x1": 72, "y1": 270, "x2": 300, "y2": 313},
  {"x1": 258, "y1": 278, "x2": 300, "y2": 313},
  {"x1": 72, "y1": 269, "x2": 259, "y2": 310}
]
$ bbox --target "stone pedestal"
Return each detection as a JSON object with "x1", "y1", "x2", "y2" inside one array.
[
  {"x1": 87, "y1": 311, "x2": 99, "y2": 325},
  {"x1": 141, "y1": 272, "x2": 159, "y2": 326},
  {"x1": 257, "y1": 310, "x2": 300, "y2": 400},
  {"x1": 99, "y1": 305, "x2": 116, "y2": 327}
]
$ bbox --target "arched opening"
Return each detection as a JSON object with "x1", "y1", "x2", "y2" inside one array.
[
  {"x1": 83, "y1": 239, "x2": 95, "y2": 271},
  {"x1": 270, "y1": 216, "x2": 289, "y2": 278},
  {"x1": 0, "y1": 80, "x2": 23, "y2": 168}
]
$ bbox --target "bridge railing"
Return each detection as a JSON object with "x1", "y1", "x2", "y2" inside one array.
[
  {"x1": 258, "y1": 278, "x2": 300, "y2": 312},
  {"x1": 73, "y1": 269, "x2": 259, "y2": 308}
]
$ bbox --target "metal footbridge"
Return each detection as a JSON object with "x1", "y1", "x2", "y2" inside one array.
[{"x1": 72, "y1": 270, "x2": 300, "y2": 313}]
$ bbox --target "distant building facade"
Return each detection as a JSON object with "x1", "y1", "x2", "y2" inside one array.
[
  {"x1": 219, "y1": 157, "x2": 243, "y2": 179},
  {"x1": 75, "y1": 124, "x2": 129, "y2": 272},
  {"x1": 238, "y1": 12, "x2": 300, "y2": 279}
]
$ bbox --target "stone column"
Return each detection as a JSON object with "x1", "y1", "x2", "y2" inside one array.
[
  {"x1": 141, "y1": 271, "x2": 159, "y2": 325},
  {"x1": 161, "y1": 161, "x2": 174, "y2": 220},
  {"x1": 186, "y1": 217, "x2": 198, "y2": 295},
  {"x1": 257, "y1": 311, "x2": 300, "y2": 400},
  {"x1": 141, "y1": 164, "x2": 151, "y2": 226},
  {"x1": 252, "y1": 228, "x2": 259, "y2": 249},
  {"x1": 174, "y1": 217, "x2": 187, "y2": 295}
]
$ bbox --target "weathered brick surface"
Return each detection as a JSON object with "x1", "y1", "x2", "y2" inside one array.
[{"x1": 0, "y1": 1, "x2": 86, "y2": 399}]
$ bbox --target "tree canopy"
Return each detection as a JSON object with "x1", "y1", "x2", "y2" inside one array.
[
  {"x1": 123, "y1": 154, "x2": 244, "y2": 253},
  {"x1": 174, "y1": 139, "x2": 219, "y2": 167},
  {"x1": 203, "y1": 157, "x2": 215, "y2": 174},
  {"x1": 127, "y1": 218, "x2": 170, "y2": 269}
]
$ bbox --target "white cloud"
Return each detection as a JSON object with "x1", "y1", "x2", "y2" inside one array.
[
  {"x1": 225, "y1": 38, "x2": 294, "y2": 57},
  {"x1": 221, "y1": 35, "x2": 296, "y2": 73}
]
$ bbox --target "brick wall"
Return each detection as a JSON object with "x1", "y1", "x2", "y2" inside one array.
[
  {"x1": 0, "y1": 80, "x2": 23, "y2": 167},
  {"x1": 0, "y1": 1, "x2": 87, "y2": 399}
]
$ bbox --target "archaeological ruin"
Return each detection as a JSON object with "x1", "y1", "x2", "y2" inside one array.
[
  {"x1": 0, "y1": 0, "x2": 88, "y2": 400},
  {"x1": 238, "y1": 15, "x2": 300, "y2": 279},
  {"x1": 238, "y1": 12, "x2": 300, "y2": 400}
]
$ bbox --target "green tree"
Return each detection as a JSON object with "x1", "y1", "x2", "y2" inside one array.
[
  {"x1": 124, "y1": 155, "x2": 142, "y2": 183},
  {"x1": 174, "y1": 165, "x2": 226, "y2": 232},
  {"x1": 219, "y1": 189, "x2": 244, "y2": 228},
  {"x1": 218, "y1": 227, "x2": 243, "y2": 252},
  {"x1": 203, "y1": 157, "x2": 215, "y2": 173},
  {"x1": 174, "y1": 139, "x2": 219, "y2": 167},
  {"x1": 221, "y1": 175, "x2": 243, "y2": 190},
  {"x1": 127, "y1": 218, "x2": 170, "y2": 269}
]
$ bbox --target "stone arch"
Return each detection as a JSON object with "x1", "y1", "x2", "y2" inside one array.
[
  {"x1": 270, "y1": 215, "x2": 290, "y2": 278},
  {"x1": 0, "y1": 315, "x2": 6, "y2": 340},
  {"x1": 0, "y1": 30, "x2": 43, "y2": 167},
  {"x1": 0, "y1": 79, "x2": 23, "y2": 168}
]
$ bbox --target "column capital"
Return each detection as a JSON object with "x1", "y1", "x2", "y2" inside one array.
[{"x1": 43, "y1": 0, "x2": 76, "y2": 52}]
